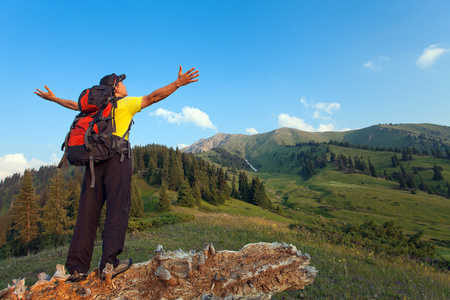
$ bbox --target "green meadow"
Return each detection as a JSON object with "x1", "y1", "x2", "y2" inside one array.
[{"x1": 1, "y1": 200, "x2": 448, "y2": 299}]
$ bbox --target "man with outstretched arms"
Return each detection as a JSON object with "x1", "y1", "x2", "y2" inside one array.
[{"x1": 35, "y1": 66, "x2": 199, "y2": 282}]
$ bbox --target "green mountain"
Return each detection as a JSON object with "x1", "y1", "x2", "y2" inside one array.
[
  {"x1": 182, "y1": 123, "x2": 450, "y2": 157},
  {"x1": 185, "y1": 123, "x2": 450, "y2": 262}
]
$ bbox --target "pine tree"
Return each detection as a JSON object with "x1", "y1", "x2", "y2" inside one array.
[
  {"x1": 148, "y1": 162, "x2": 162, "y2": 185},
  {"x1": 158, "y1": 184, "x2": 172, "y2": 212},
  {"x1": 238, "y1": 172, "x2": 250, "y2": 202},
  {"x1": 401, "y1": 147, "x2": 408, "y2": 161},
  {"x1": 371, "y1": 164, "x2": 378, "y2": 177},
  {"x1": 406, "y1": 176, "x2": 416, "y2": 190},
  {"x1": 208, "y1": 184, "x2": 220, "y2": 205},
  {"x1": 177, "y1": 179, "x2": 195, "y2": 207},
  {"x1": 391, "y1": 155, "x2": 399, "y2": 167},
  {"x1": 11, "y1": 169, "x2": 40, "y2": 254},
  {"x1": 435, "y1": 148, "x2": 443, "y2": 158},
  {"x1": 348, "y1": 155, "x2": 354, "y2": 169},
  {"x1": 207, "y1": 170, "x2": 220, "y2": 205},
  {"x1": 192, "y1": 181, "x2": 202, "y2": 206},
  {"x1": 330, "y1": 152, "x2": 336, "y2": 163},
  {"x1": 201, "y1": 185, "x2": 213, "y2": 204},
  {"x1": 432, "y1": 164, "x2": 444, "y2": 181},
  {"x1": 230, "y1": 175, "x2": 240, "y2": 199},
  {"x1": 302, "y1": 157, "x2": 316, "y2": 179},
  {"x1": 360, "y1": 159, "x2": 368, "y2": 172},
  {"x1": 130, "y1": 178, "x2": 144, "y2": 218},
  {"x1": 216, "y1": 168, "x2": 229, "y2": 204},
  {"x1": 160, "y1": 150, "x2": 170, "y2": 187},
  {"x1": 418, "y1": 174, "x2": 429, "y2": 192},
  {"x1": 66, "y1": 179, "x2": 81, "y2": 224},
  {"x1": 398, "y1": 173, "x2": 408, "y2": 189},
  {"x1": 0, "y1": 214, "x2": 12, "y2": 249},
  {"x1": 250, "y1": 177, "x2": 273, "y2": 209},
  {"x1": 400, "y1": 164, "x2": 407, "y2": 177},
  {"x1": 187, "y1": 160, "x2": 201, "y2": 187},
  {"x1": 167, "y1": 150, "x2": 184, "y2": 191},
  {"x1": 38, "y1": 187, "x2": 49, "y2": 207},
  {"x1": 42, "y1": 169, "x2": 73, "y2": 245},
  {"x1": 134, "y1": 150, "x2": 145, "y2": 172}
]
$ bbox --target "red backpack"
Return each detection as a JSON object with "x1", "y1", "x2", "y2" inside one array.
[{"x1": 58, "y1": 85, "x2": 133, "y2": 187}]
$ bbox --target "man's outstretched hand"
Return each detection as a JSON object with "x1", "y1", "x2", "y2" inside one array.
[
  {"x1": 176, "y1": 65, "x2": 199, "y2": 87},
  {"x1": 35, "y1": 85, "x2": 57, "y2": 102},
  {"x1": 34, "y1": 85, "x2": 79, "y2": 110}
]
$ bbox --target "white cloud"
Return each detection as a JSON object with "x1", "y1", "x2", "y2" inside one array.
[
  {"x1": 363, "y1": 56, "x2": 389, "y2": 71},
  {"x1": 416, "y1": 44, "x2": 449, "y2": 68},
  {"x1": 313, "y1": 102, "x2": 340, "y2": 115},
  {"x1": 300, "y1": 97, "x2": 309, "y2": 108},
  {"x1": 50, "y1": 153, "x2": 59, "y2": 164},
  {"x1": 313, "y1": 111, "x2": 321, "y2": 119},
  {"x1": 363, "y1": 61, "x2": 377, "y2": 71},
  {"x1": 278, "y1": 114, "x2": 339, "y2": 132},
  {"x1": 0, "y1": 153, "x2": 57, "y2": 181},
  {"x1": 278, "y1": 114, "x2": 315, "y2": 131},
  {"x1": 317, "y1": 123, "x2": 335, "y2": 132},
  {"x1": 150, "y1": 107, "x2": 217, "y2": 130},
  {"x1": 305, "y1": 101, "x2": 341, "y2": 120},
  {"x1": 300, "y1": 97, "x2": 341, "y2": 119},
  {"x1": 283, "y1": 97, "x2": 343, "y2": 132},
  {"x1": 246, "y1": 128, "x2": 259, "y2": 135},
  {"x1": 177, "y1": 144, "x2": 189, "y2": 149}
]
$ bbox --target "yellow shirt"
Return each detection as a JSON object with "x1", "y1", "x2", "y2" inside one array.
[{"x1": 113, "y1": 96, "x2": 142, "y2": 140}]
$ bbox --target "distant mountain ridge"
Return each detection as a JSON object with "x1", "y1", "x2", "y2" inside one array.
[{"x1": 182, "y1": 123, "x2": 450, "y2": 156}]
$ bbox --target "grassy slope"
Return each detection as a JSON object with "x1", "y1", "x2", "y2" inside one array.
[
  {"x1": 254, "y1": 145, "x2": 450, "y2": 259},
  {"x1": 1, "y1": 210, "x2": 448, "y2": 299},
  {"x1": 200, "y1": 140, "x2": 450, "y2": 260}
]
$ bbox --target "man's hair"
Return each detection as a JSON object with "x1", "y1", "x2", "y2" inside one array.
[{"x1": 99, "y1": 73, "x2": 126, "y2": 95}]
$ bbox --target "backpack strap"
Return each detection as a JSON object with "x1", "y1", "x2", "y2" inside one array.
[
  {"x1": 111, "y1": 98, "x2": 118, "y2": 134},
  {"x1": 84, "y1": 116, "x2": 98, "y2": 188},
  {"x1": 89, "y1": 154, "x2": 95, "y2": 188},
  {"x1": 116, "y1": 119, "x2": 134, "y2": 163},
  {"x1": 57, "y1": 131, "x2": 70, "y2": 169}
]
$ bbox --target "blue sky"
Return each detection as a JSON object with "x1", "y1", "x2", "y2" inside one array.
[{"x1": 1, "y1": 0, "x2": 450, "y2": 180}]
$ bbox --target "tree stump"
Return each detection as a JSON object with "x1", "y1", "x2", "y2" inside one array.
[{"x1": 1, "y1": 242, "x2": 317, "y2": 300}]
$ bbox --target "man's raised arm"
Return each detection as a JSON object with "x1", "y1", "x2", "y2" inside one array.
[
  {"x1": 141, "y1": 65, "x2": 199, "y2": 109},
  {"x1": 35, "y1": 86, "x2": 79, "y2": 111}
]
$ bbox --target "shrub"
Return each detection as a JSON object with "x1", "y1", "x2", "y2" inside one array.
[
  {"x1": 127, "y1": 212, "x2": 194, "y2": 232},
  {"x1": 289, "y1": 218, "x2": 437, "y2": 261}
]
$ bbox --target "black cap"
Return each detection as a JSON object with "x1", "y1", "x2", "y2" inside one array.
[{"x1": 99, "y1": 73, "x2": 126, "y2": 89}]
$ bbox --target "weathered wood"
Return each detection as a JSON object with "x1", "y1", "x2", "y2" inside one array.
[
  {"x1": 102, "y1": 263, "x2": 114, "y2": 287},
  {"x1": 13, "y1": 278, "x2": 26, "y2": 299},
  {"x1": 1, "y1": 242, "x2": 317, "y2": 300},
  {"x1": 155, "y1": 266, "x2": 178, "y2": 286}
]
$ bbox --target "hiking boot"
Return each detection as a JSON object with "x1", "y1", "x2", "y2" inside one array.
[
  {"x1": 66, "y1": 270, "x2": 87, "y2": 283},
  {"x1": 101, "y1": 258, "x2": 133, "y2": 280}
]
